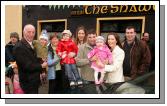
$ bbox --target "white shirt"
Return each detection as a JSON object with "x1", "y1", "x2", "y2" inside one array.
[
  {"x1": 27, "y1": 40, "x2": 34, "y2": 49},
  {"x1": 104, "y1": 45, "x2": 125, "y2": 83}
]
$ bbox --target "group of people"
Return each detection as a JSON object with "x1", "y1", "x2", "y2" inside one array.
[{"x1": 5, "y1": 24, "x2": 153, "y2": 94}]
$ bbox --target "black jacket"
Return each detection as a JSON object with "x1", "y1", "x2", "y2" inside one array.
[
  {"x1": 5, "y1": 42, "x2": 16, "y2": 66},
  {"x1": 13, "y1": 38, "x2": 42, "y2": 92}
]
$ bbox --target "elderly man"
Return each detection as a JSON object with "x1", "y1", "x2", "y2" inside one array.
[
  {"x1": 13, "y1": 24, "x2": 47, "y2": 94},
  {"x1": 76, "y1": 29, "x2": 97, "y2": 83}
]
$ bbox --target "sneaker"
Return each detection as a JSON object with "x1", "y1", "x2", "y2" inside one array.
[
  {"x1": 70, "y1": 81, "x2": 75, "y2": 86},
  {"x1": 77, "y1": 81, "x2": 83, "y2": 85}
]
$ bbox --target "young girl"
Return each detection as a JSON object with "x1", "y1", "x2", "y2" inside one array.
[
  {"x1": 56, "y1": 30, "x2": 83, "y2": 86},
  {"x1": 87, "y1": 36, "x2": 113, "y2": 84}
]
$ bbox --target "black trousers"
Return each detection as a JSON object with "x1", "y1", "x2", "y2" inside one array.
[
  {"x1": 23, "y1": 86, "x2": 39, "y2": 94},
  {"x1": 48, "y1": 70, "x2": 69, "y2": 94}
]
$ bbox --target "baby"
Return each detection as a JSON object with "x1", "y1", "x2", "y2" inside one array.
[{"x1": 87, "y1": 36, "x2": 113, "y2": 84}]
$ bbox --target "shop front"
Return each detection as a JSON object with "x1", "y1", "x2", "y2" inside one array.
[{"x1": 22, "y1": 5, "x2": 155, "y2": 41}]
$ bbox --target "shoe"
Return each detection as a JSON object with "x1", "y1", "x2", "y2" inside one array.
[
  {"x1": 77, "y1": 81, "x2": 83, "y2": 85},
  {"x1": 95, "y1": 80, "x2": 100, "y2": 85},
  {"x1": 70, "y1": 81, "x2": 75, "y2": 86}
]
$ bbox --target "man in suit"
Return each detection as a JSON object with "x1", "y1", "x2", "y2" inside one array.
[{"x1": 13, "y1": 24, "x2": 47, "y2": 94}]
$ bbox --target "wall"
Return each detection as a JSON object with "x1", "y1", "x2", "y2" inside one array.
[{"x1": 5, "y1": 5, "x2": 22, "y2": 44}]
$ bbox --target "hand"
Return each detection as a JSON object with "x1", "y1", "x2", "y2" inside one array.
[
  {"x1": 96, "y1": 60, "x2": 105, "y2": 68},
  {"x1": 42, "y1": 58, "x2": 47, "y2": 62},
  {"x1": 91, "y1": 55, "x2": 97, "y2": 62},
  {"x1": 41, "y1": 61, "x2": 47, "y2": 68},
  {"x1": 68, "y1": 52, "x2": 76, "y2": 58}
]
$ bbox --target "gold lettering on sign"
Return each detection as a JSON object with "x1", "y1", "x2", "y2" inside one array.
[
  {"x1": 120, "y1": 5, "x2": 128, "y2": 13},
  {"x1": 85, "y1": 5, "x2": 91, "y2": 14},
  {"x1": 101, "y1": 6, "x2": 108, "y2": 14},
  {"x1": 129, "y1": 5, "x2": 137, "y2": 12},
  {"x1": 111, "y1": 5, "x2": 119, "y2": 13},
  {"x1": 143, "y1": 5, "x2": 151, "y2": 12},
  {"x1": 93, "y1": 5, "x2": 100, "y2": 14}
]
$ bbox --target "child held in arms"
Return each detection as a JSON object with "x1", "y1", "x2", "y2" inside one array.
[
  {"x1": 87, "y1": 36, "x2": 113, "y2": 84},
  {"x1": 33, "y1": 30, "x2": 49, "y2": 84},
  {"x1": 56, "y1": 30, "x2": 83, "y2": 86}
]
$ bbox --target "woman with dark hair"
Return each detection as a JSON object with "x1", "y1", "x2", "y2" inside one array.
[
  {"x1": 104, "y1": 32, "x2": 125, "y2": 83},
  {"x1": 47, "y1": 33, "x2": 66, "y2": 93},
  {"x1": 75, "y1": 26, "x2": 87, "y2": 46}
]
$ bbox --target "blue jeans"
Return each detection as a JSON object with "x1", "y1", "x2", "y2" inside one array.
[{"x1": 64, "y1": 64, "x2": 81, "y2": 82}]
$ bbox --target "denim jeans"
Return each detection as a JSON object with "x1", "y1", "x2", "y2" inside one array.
[{"x1": 64, "y1": 64, "x2": 81, "y2": 82}]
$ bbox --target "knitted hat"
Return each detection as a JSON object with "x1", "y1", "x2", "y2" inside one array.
[
  {"x1": 96, "y1": 36, "x2": 105, "y2": 43},
  {"x1": 62, "y1": 30, "x2": 72, "y2": 36},
  {"x1": 39, "y1": 30, "x2": 48, "y2": 41}
]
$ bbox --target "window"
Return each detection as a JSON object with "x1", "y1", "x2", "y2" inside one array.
[
  {"x1": 37, "y1": 19, "x2": 67, "y2": 39},
  {"x1": 96, "y1": 16, "x2": 145, "y2": 42}
]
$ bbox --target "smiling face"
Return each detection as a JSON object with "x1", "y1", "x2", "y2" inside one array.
[
  {"x1": 39, "y1": 38, "x2": 48, "y2": 46},
  {"x1": 63, "y1": 33, "x2": 70, "y2": 41},
  {"x1": 23, "y1": 24, "x2": 35, "y2": 42},
  {"x1": 107, "y1": 34, "x2": 117, "y2": 49},
  {"x1": 125, "y1": 28, "x2": 136, "y2": 43},
  {"x1": 87, "y1": 34, "x2": 96, "y2": 46},
  {"x1": 96, "y1": 40, "x2": 104, "y2": 48},
  {"x1": 78, "y1": 29, "x2": 86, "y2": 42},
  {"x1": 51, "y1": 36, "x2": 59, "y2": 47}
]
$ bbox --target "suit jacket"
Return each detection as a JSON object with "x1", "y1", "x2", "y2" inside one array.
[{"x1": 13, "y1": 38, "x2": 42, "y2": 92}]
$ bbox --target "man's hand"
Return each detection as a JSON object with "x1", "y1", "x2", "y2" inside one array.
[
  {"x1": 41, "y1": 61, "x2": 48, "y2": 68},
  {"x1": 90, "y1": 55, "x2": 97, "y2": 62}
]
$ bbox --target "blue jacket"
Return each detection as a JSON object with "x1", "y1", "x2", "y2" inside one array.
[{"x1": 47, "y1": 51, "x2": 60, "y2": 80}]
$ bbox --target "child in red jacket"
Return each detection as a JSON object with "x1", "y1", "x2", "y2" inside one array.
[{"x1": 56, "y1": 30, "x2": 83, "y2": 86}]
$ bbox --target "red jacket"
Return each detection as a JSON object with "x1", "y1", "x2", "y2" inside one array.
[{"x1": 56, "y1": 39, "x2": 78, "y2": 64}]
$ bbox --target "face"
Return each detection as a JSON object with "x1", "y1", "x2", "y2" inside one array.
[
  {"x1": 10, "y1": 37, "x2": 18, "y2": 45},
  {"x1": 23, "y1": 25, "x2": 35, "y2": 42},
  {"x1": 63, "y1": 34, "x2": 70, "y2": 41},
  {"x1": 87, "y1": 34, "x2": 96, "y2": 46},
  {"x1": 143, "y1": 33, "x2": 149, "y2": 41},
  {"x1": 96, "y1": 40, "x2": 104, "y2": 47},
  {"x1": 77, "y1": 30, "x2": 85, "y2": 41},
  {"x1": 125, "y1": 28, "x2": 136, "y2": 42},
  {"x1": 39, "y1": 38, "x2": 48, "y2": 46},
  {"x1": 107, "y1": 34, "x2": 117, "y2": 49},
  {"x1": 51, "y1": 37, "x2": 59, "y2": 46}
]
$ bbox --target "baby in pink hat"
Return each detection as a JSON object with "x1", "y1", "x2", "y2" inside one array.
[{"x1": 87, "y1": 36, "x2": 113, "y2": 84}]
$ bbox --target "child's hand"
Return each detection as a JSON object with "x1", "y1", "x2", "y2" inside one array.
[
  {"x1": 63, "y1": 51, "x2": 67, "y2": 54},
  {"x1": 96, "y1": 60, "x2": 105, "y2": 68}
]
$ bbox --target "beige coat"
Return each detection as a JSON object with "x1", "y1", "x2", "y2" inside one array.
[
  {"x1": 104, "y1": 45, "x2": 125, "y2": 83},
  {"x1": 76, "y1": 43, "x2": 95, "y2": 81}
]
